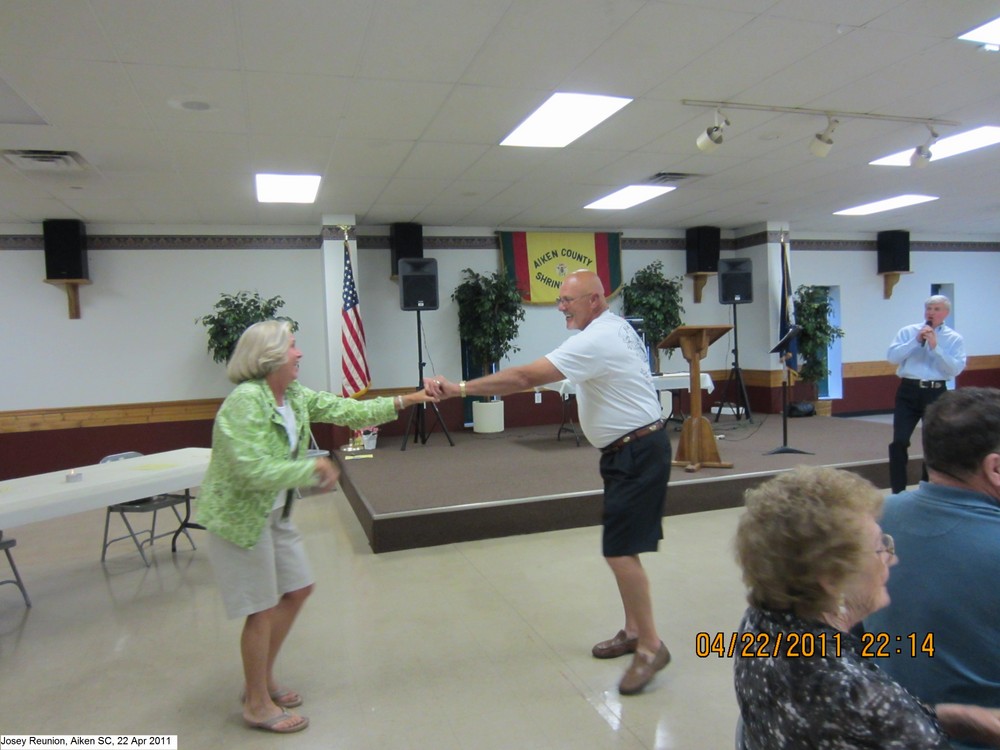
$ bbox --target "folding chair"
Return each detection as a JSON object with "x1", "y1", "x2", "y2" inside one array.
[
  {"x1": 0, "y1": 530, "x2": 31, "y2": 607},
  {"x1": 99, "y1": 451, "x2": 196, "y2": 567}
]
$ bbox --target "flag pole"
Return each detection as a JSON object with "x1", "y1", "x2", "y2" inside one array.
[
  {"x1": 339, "y1": 224, "x2": 371, "y2": 399},
  {"x1": 767, "y1": 231, "x2": 812, "y2": 455}
]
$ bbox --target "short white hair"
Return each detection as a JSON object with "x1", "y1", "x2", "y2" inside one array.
[
  {"x1": 226, "y1": 320, "x2": 292, "y2": 383},
  {"x1": 925, "y1": 294, "x2": 951, "y2": 310}
]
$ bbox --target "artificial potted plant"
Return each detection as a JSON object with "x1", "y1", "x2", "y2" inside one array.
[
  {"x1": 620, "y1": 260, "x2": 685, "y2": 374},
  {"x1": 791, "y1": 284, "x2": 844, "y2": 416},
  {"x1": 197, "y1": 291, "x2": 298, "y2": 364},
  {"x1": 451, "y1": 268, "x2": 526, "y2": 432}
]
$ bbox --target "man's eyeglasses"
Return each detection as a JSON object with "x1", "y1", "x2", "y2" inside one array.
[
  {"x1": 875, "y1": 533, "x2": 895, "y2": 560},
  {"x1": 555, "y1": 294, "x2": 590, "y2": 306}
]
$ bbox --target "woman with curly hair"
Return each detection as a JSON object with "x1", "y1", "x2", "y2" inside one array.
[{"x1": 733, "y1": 466, "x2": 1000, "y2": 749}]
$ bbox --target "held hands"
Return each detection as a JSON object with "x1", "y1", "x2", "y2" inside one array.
[
  {"x1": 422, "y1": 376, "x2": 455, "y2": 399},
  {"x1": 402, "y1": 389, "x2": 439, "y2": 408},
  {"x1": 314, "y1": 457, "x2": 340, "y2": 491}
]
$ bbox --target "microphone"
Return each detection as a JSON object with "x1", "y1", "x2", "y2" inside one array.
[{"x1": 920, "y1": 319, "x2": 932, "y2": 347}]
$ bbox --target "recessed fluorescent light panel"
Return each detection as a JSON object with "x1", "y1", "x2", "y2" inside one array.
[
  {"x1": 834, "y1": 194, "x2": 938, "y2": 216},
  {"x1": 869, "y1": 126, "x2": 1000, "y2": 166},
  {"x1": 585, "y1": 185, "x2": 675, "y2": 210},
  {"x1": 255, "y1": 173, "x2": 321, "y2": 203},
  {"x1": 501, "y1": 93, "x2": 632, "y2": 148},
  {"x1": 958, "y1": 16, "x2": 1000, "y2": 45}
]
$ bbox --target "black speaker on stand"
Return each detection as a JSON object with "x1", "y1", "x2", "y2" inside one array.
[
  {"x1": 399, "y1": 257, "x2": 439, "y2": 311},
  {"x1": 714, "y1": 258, "x2": 753, "y2": 423},
  {"x1": 397, "y1": 258, "x2": 453, "y2": 450}
]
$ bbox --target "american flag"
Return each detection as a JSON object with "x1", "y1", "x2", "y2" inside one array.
[{"x1": 341, "y1": 237, "x2": 371, "y2": 397}]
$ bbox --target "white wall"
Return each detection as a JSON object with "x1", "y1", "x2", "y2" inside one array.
[
  {"x1": 3, "y1": 231, "x2": 998, "y2": 412},
  {"x1": 1, "y1": 246, "x2": 327, "y2": 410},
  {"x1": 791, "y1": 248, "x2": 1000, "y2": 365}
]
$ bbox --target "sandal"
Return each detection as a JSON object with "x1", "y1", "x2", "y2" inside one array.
[{"x1": 244, "y1": 710, "x2": 309, "y2": 734}]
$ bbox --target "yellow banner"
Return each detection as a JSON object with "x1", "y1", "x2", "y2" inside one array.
[{"x1": 500, "y1": 231, "x2": 622, "y2": 304}]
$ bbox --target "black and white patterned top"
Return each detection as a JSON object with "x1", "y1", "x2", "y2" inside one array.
[{"x1": 734, "y1": 607, "x2": 949, "y2": 749}]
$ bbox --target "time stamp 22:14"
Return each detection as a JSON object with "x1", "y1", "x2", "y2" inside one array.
[{"x1": 695, "y1": 631, "x2": 935, "y2": 659}]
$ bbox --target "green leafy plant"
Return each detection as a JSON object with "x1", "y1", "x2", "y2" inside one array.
[
  {"x1": 620, "y1": 260, "x2": 685, "y2": 373},
  {"x1": 197, "y1": 291, "x2": 299, "y2": 364},
  {"x1": 792, "y1": 285, "x2": 844, "y2": 384},
  {"x1": 452, "y1": 269, "x2": 526, "y2": 399}
]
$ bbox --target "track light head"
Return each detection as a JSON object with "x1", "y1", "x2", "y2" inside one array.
[
  {"x1": 910, "y1": 125, "x2": 939, "y2": 168},
  {"x1": 809, "y1": 117, "x2": 839, "y2": 158},
  {"x1": 696, "y1": 110, "x2": 730, "y2": 153},
  {"x1": 910, "y1": 144, "x2": 932, "y2": 167},
  {"x1": 697, "y1": 126, "x2": 725, "y2": 152}
]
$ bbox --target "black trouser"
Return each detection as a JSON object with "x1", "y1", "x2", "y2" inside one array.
[{"x1": 888, "y1": 379, "x2": 946, "y2": 493}]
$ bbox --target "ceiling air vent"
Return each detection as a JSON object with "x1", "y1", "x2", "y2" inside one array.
[
  {"x1": 646, "y1": 171, "x2": 696, "y2": 184},
  {"x1": 2, "y1": 149, "x2": 87, "y2": 172}
]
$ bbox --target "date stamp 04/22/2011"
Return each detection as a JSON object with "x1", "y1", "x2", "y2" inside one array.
[{"x1": 695, "y1": 631, "x2": 935, "y2": 659}]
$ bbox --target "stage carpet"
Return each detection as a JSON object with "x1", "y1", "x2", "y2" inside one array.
[{"x1": 335, "y1": 413, "x2": 916, "y2": 553}]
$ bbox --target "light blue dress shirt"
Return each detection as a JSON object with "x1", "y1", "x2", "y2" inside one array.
[{"x1": 887, "y1": 323, "x2": 965, "y2": 381}]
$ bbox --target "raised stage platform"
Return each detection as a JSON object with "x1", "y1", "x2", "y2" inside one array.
[{"x1": 335, "y1": 413, "x2": 915, "y2": 553}]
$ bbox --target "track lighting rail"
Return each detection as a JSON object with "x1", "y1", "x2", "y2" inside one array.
[{"x1": 682, "y1": 99, "x2": 959, "y2": 128}]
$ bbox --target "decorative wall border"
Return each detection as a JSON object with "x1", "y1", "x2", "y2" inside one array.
[
  {"x1": 3, "y1": 232, "x2": 998, "y2": 253},
  {"x1": 0, "y1": 234, "x2": 323, "y2": 251}
]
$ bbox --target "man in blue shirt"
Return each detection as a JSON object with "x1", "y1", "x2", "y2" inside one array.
[
  {"x1": 886, "y1": 295, "x2": 966, "y2": 493},
  {"x1": 866, "y1": 388, "x2": 1000, "y2": 749}
]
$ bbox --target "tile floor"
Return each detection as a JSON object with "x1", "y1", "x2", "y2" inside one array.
[{"x1": 0, "y1": 489, "x2": 750, "y2": 749}]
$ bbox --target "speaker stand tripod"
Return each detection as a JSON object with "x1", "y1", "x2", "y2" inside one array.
[
  {"x1": 400, "y1": 309, "x2": 454, "y2": 450},
  {"x1": 713, "y1": 303, "x2": 753, "y2": 423}
]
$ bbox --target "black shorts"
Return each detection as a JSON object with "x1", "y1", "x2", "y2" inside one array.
[{"x1": 599, "y1": 429, "x2": 671, "y2": 557}]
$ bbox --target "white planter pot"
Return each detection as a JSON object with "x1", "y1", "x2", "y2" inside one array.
[{"x1": 472, "y1": 400, "x2": 504, "y2": 433}]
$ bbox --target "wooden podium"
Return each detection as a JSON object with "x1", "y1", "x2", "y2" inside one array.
[{"x1": 658, "y1": 325, "x2": 734, "y2": 472}]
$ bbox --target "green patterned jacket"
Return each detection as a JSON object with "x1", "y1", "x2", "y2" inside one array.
[{"x1": 196, "y1": 378, "x2": 396, "y2": 548}]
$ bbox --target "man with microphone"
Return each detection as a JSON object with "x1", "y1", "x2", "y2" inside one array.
[{"x1": 887, "y1": 294, "x2": 965, "y2": 493}]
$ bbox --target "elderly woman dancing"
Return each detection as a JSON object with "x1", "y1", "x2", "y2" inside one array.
[
  {"x1": 196, "y1": 320, "x2": 436, "y2": 734},
  {"x1": 733, "y1": 466, "x2": 1000, "y2": 749}
]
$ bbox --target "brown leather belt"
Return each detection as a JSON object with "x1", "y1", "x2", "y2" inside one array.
[{"x1": 601, "y1": 419, "x2": 666, "y2": 454}]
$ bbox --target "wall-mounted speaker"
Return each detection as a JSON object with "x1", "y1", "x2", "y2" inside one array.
[
  {"x1": 399, "y1": 258, "x2": 439, "y2": 311},
  {"x1": 718, "y1": 258, "x2": 753, "y2": 304},
  {"x1": 877, "y1": 230, "x2": 910, "y2": 273},
  {"x1": 390, "y1": 222, "x2": 423, "y2": 277},
  {"x1": 43, "y1": 219, "x2": 88, "y2": 280},
  {"x1": 686, "y1": 226, "x2": 721, "y2": 273}
]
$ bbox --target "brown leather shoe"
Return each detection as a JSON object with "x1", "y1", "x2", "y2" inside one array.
[
  {"x1": 592, "y1": 629, "x2": 639, "y2": 659},
  {"x1": 618, "y1": 641, "x2": 671, "y2": 695}
]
